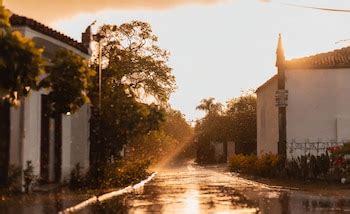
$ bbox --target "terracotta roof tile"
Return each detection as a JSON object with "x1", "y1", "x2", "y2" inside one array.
[
  {"x1": 10, "y1": 14, "x2": 89, "y2": 54},
  {"x1": 285, "y1": 46, "x2": 350, "y2": 69}
]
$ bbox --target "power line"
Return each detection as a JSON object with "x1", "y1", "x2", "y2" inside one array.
[{"x1": 283, "y1": 3, "x2": 350, "y2": 13}]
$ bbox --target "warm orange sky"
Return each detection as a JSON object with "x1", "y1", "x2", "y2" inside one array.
[
  {"x1": 4, "y1": 0, "x2": 223, "y2": 22},
  {"x1": 4, "y1": 0, "x2": 350, "y2": 120}
]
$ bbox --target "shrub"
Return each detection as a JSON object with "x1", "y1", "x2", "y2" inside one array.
[
  {"x1": 100, "y1": 159, "x2": 151, "y2": 189},
  {"x1": 255, "y1": 154, "x2": 281, "y2": 177},
  {"x1": 229, "y1": 153, "x2": 334, "y2": 181},
  {"x1": 23, "y1": 161, "x2": 36, "y2": 193},
  {"x1": 229, "y1": 154, "x2": 257, "y2": 174},
  {"x1": 69, "y1": 160, "x2": 151, "y2": 190},
  {"x1": 7, "y1": 165, "x2": 21, "y2": 192},
  {"x1": 69, "y1": 163, "x2": 85, "y2": 190}
]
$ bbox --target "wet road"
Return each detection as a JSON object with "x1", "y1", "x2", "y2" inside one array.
[
  {"x1": 81, "y1": 164, "x2": 350, "y2": 214},
  {"x1": 2, "y1": 163, "x2": 350, "y2": 213}
]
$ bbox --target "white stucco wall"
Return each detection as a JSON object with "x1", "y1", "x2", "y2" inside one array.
[
  {"x1": 21, "y1": 91, "x2": 42, "y2": 176},
  {"x1": 285, "y1": 68, "x2": 350, "y2": 157},
  {"x1": 61, "y1": 115, "x2": 72, "y2": 182},
  {"x1": 8, "y1": 26, "x2": 91, "y2": 185},
  {"x1": 9, "y1": 107, "x2": 21, "y2": 167},
  {"x1": 257, "y1": 77, "x2": 279, "y2": 157},
  {"x1": 70, "y1": 105, "x2": 90, "y2": 172}
]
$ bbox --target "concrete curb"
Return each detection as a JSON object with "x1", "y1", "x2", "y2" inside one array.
[{"x1": 59, "y1": 172, "x2": 158, "y2": 214}]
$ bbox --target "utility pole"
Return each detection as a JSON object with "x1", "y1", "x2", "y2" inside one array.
[{"x1": 275, "y1": 34, "x2": 288, "y2": 158}]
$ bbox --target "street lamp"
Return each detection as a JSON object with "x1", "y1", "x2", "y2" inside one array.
[{"x1": 93, "y1": 33, "x2": 104, "y2": 113}]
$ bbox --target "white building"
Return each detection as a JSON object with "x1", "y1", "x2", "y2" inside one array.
[
  {"x1": 257, "y1": 35, "x2": 350, "y2": 159},
  {"x1": 0, "y1": 13, "x2": 91, "y2": 188}
]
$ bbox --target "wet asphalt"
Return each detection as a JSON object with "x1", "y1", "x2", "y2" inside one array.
[
  {"x1": 81, "y1": 163, "x2": 350, "y2": 214},
  {"x1": 2, "y1": 163, "x2": 350, "y2": 213}
]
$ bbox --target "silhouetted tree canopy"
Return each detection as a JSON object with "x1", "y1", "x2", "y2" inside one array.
[
  {"x1": 226, "y1": 93, "x2": 257, "y2": 154},
  {"x1": 196, "y1": 97, "x2": 223, "y2": 115},
  {"x1": 127, "y1": 109, "x2": 194, "y2": 165},
  {"x1": 195, "y1": 93, "x2": 257, "y2": 164},
  {"x1": 40, "y1": 49, "x2": 95, "y2": 115},
  {"x1": 0, "y1": 7, "x2": 44, "y2": 106},
  {"x1": 97, "y1": 21, "x2": 176, "y2": 104},
  {"x1": 90, "y1": 21, "x2": 176, "y2": 165}
]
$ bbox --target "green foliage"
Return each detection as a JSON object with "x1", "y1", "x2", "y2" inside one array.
[
  {"x1": 255, "y1": 154, "x2": 282, "y2": 177},
  {"x1": 229, "y1": 154, "x2": 258, "y2": 174},
  {"x1": 69, "y1": 163, "x2": 84, "y2": 190},
  {"x1": 195, "y1": 98, "x2": 226, "y2": 164},
  {"x1": 90, "y1": 20, "x2": 176, "y2": 166},
  {"x1": 129, "y1": 130, "x2": 178, "y2": 163},
  {"x1": 70, "y1": 160, "x2": 151, "y2": 189},
  {"x1": 229, "y1": 153, "x2": 333, "y2": 181},
  {"x1": 127, "y1": 109, "x2": 194, "y2": 165},
  {"x1": 0, "y1": 7, "x2": 45, "y2": 106},
  {"x1": 96, "y1": 21, "x2": 176, "y2": 104},
  {"x1": 226, "y1": 93, "x2": 257, "y2": 154},
  {"x1": 196, "y1": 97, "x2": 223, "y2": 115},
  {"x1": 100, "y1": 160, "x2": 150, "y2": 188},
  {"x1": 229, "y1": 154, "x2": 283, "y2": 177},
  {"x1": 195, "y1": 93, "x2": 257, "y2": 164},
  {"x1": 7, "y1": 165, "x2": 21, "y2": 191},
  {"x1": 23, "y1": 161, "x2": 36, "y2": 193},
  {"x1": 40, "y1": 49, "x2": 95, "y2": 115},
  {"x1": 0, "y1": 6, "x2": 11, "y2": 30},
  {"x1": 284, "y1": 154, "x2": 331, "y2": 181}
]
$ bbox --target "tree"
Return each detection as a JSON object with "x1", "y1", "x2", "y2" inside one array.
[
  {"x1": 0, "y1": 6, "x2": 45, "y2": 187},
  {"x1": 39, "y1": 49, "x2": 95, "y2": 115},
  {"x1": 96, "y1": 21, "x2": 176, "y2": 104},
  {"x1": 127, "y1": 109, "x2": 194, "y2": 166},
  {"x1": 0, "y1": 7, "x2": 44, "y2": 105},
  {"x1": 89, "y1": 21, "x2": 176, "y2": 168},
  {"x1": 226, "y1": 93, "x2": 257, "y2": 155},
  {"x1": 194, "y1": 93, "x2": 257, "y2": 164},
  {"x1": 195, "y1": 98, "x2": 225, "y2": 164},
  {"x1": 196, "y1": 97, "x2": 223, "y2": 115}
]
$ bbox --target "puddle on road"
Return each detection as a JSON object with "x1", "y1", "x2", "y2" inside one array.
[
  {"x1": 80, "y1": 166, "x2": 350, "y2": 214},
  {"x1": 2, "y1": 165, "x2": 350, "y2": 213}
]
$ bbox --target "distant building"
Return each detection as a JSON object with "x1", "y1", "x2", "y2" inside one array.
[
  {"x1": 257, "y1": 35, "x2": 350, "y2": 159},
  {"x1": 211, "y1": 141, "x2": 235, "y2": 163},
  {"x1": 0, "y1": 13, "x2": 92, "y2": 189}
]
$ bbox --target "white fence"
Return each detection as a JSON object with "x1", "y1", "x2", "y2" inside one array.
[{"x1": 287, "y1": 140, "x2": 347, "y2": 158}]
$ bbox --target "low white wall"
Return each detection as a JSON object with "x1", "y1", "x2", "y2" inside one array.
[
  {"x1": 285, "y1": 68, "x2": 350, "y2": 157},
  {"x1": 22, "y1": 91, "x2": 41, "y2": 176},
  {"x1": 257, "y1": 77, "x2": 279, "y2": 157},
  {"x1": 61, "y1": 115, "x2": 72, "y2": 182},
  {"x1": 70, "y1": 105, "x2": 90, "y2": 172}
]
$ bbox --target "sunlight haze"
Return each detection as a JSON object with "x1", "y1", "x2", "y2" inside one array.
[{"x1": 5, "y1": 0, "x2": 350, "y2": 120}]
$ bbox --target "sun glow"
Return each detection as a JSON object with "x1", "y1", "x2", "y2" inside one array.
[
  {"x1": 183, "y1": 190, "x2": 200, "y2": 214},
  {"x1": 6, "y1": 0, "x2": 350, "y2": 120}
]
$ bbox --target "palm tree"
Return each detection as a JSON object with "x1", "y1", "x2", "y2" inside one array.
[{"x1": 196, "y1": 97, "x2": 223, "y2": 115}]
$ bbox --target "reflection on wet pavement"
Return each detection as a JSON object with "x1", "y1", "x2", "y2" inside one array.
[
  {"x1": 81, "y1": 164, "x2": 350, "y2": 214},
  {"x1": 2, "y1": 164, "x2": 350, "y2": 213}
]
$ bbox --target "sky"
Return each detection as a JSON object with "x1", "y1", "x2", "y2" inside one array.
[{"x1": 4, "y1": 0, "x2": 350, "y2": 121}]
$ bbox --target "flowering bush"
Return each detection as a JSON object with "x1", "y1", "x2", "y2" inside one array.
[{"x1": 327, "y1": 144, "x2": 350, "y2": 181}]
